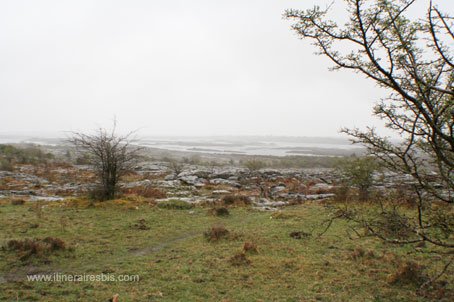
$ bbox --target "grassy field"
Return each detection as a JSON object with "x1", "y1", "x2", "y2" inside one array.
[{"x1": 0, "y1": 199, "x2": 451, "y2": 301}]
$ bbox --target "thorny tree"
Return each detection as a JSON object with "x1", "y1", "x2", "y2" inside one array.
[
  {"x1": 286, "y1": 0, "x2": 453, "y2": 284},
  {"x1": 70, "y1": 125, "x2": 141, "y2": 201}
]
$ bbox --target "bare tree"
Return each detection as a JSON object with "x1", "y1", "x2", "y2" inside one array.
[
  {"x1": 285, "y1": 0, "x2": 453, "y2": 253},
  {"x1": 167, "y1": 158, "x2": 185, "y2": 176},
  {"x1": 69, "y1": 124, "x2": 141, "y2": 201}
]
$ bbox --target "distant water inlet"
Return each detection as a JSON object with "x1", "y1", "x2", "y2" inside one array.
[
  {"x1": 0, "y1": 135, "x2": 365, "y2": 157},
  {"x1": 139, "y1": 137, "x2": 364, "y2": 157}
]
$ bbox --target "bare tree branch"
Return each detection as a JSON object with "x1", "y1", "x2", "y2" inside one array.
[{"x1": 69, "y1": 124, "x2": 142, "y2": 200}]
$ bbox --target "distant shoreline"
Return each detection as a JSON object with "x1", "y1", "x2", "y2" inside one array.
[{"x1": 0, "y1": 135, "x2": 364, "y2": 157}]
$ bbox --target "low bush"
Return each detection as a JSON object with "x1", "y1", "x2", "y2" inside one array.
[
  {"x1": 42, "y1": 237, "x2": 66, "y2": 251},
  {"x1": 157, "y1": 199, "x2": 193, "y2": 210},
  {"x1": 387, "y1": 261, "x2": 427, "y2": 286},
  {"x1": 243, "y1": 159, "x2": 267, "y2": 171},
  {"x1": 243, "y1": 242, "x2": 258, "y2": 254},
  {"x1": 124, "y1": 186, "x2": 167, "y2": 199},
  {"x1": 141, "y1": 187, "x2": 167, "y2": 199},
  {"x1": 335, "y1": 156, "x2": 380, "y2": 201},
  {"x1": 221, "y1": 195, "x2": 251, "y2": 206},
  {"x1": 0, "y1": 144, "x2": 54, "y2": 166},
  {"x1": 132, "y1": 219, "x2": 150, "y2": 230},
  {"x1": 209, "y1": 207, "x2": 230, "y2": 217},
  {"x1": 229, "y1": 252, "x2": 251, "y2": 266},
  {"x1": 289, "y1": 231, "x2": 311, "y2": 239},
  {"x1": 88, "y1": 185, "x2": 110, "y2": 201},
  {"x1": 5, "y1": 237, "x2": 67, "y2": 260},
  {"x1": 204, "y1": 225, "x2": 230, "y2": 242},
  {"x1": 0, "y1": 158, "x2": 13, "y2": 171},
  {"x1": 334, "y1": 185, "x2": 351, "y2": 202},
  {"x1": 10, "y1": 199, "x2": 26, "y2": 206},
  {"x1": 350, "y1": 247, "x2": 375, "y2": 260},
  {"x1": 375, "y1": 209, "x2": 414, "y2": 240}
]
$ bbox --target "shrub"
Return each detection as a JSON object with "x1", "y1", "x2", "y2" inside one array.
[
  {"x1": 350, "y1": 247, "x2": 375, "y2": 260},
  {"x1": 132, "y1": 219, "x2": 150, "y2": 230},
  {"x1": 182, "y1": 155, "x2": 202, "y2": 165},
  {"x1": 374, "y1": 209, "x2": 414, "y2": 240},
  {"x1": 243, "y1": 159, "x2": 266, "y2": 171},
  {"x1": 221, "y1": 195, "x2": 251, "y2": 206},
  {"x1": 124, "y1": 186, "x2": 166, "y2": 199},
  {"x1": 142, "y1": 188, "x2": 166, "y2": 199},
  {"x1": 243, "y1": 242, "x2": 258, "y2": 254},
  {"x1": 229, "y1": 252, "x2": 251, "y2": 266},
  {"x1": 387, "y1": 261, "x2": 427, "y2": 286},
  {"x1": 157, "y1": 199, "x2": 193, "y2": 210},
  {"x1": 42, "y1": 237, "x2": 66, "y2": 250},
  {"x1": 334, "y1": 185, "x2": 351, "y2": 202},
  {"x1": 209, "y1": 207, "x2": 230, "y2": 217},
  {"x1": 0, "y1": 144, "x2": 54, "y2": 166},
  {"x1": 289, "y1": 231, "x2": 311, "y2": 239},
  {"x1": 10, "y1": 199, "x2": 26, "y2": 206},
  {"x1": 0, "y1": 158, "x2": 13, "y2": 171},
  {"x1": 6, "y1": 237, "x2": 67, "y2": 260},
  {"x1": 69, "y1": 126, "x2": 141, "y2": 201},
  {"x1": 204, "y1": 225, "x2": 230, "y2": 242},
  {"x1": 88, "y1": 186, "x2": 108, "y2": 201},
  {"x1": 335, "y1": 156, "x2": 380, "y2": 201},
  {"x1": 351, "y1": 247, "x2": 365, "y2": 260},
  {"x1": 75, "y1": 154, "x2": 91, "y2": 165}
]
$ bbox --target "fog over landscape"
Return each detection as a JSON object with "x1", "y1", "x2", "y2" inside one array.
[
  {"x1": 0, "y1": 134, "x2": 364, "y2": 156},
  {"x1": 2, "y1": 0, "x2": 451, "y2": 155},
  {"x1": 0, "y1": 0, "x2": 425, "y2": 138}
]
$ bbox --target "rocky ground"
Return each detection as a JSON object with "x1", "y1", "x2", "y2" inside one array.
[{"x1": 0, "y1": 157, "x2": 421, "y2": 211}]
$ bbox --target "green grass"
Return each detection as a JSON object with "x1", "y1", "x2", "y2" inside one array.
[
  {"x1": 0, "y1": 199, "x2": 451, "y2": 301},
  {"x1": 157, "y1": 199, "x2": 194, "y2": 210}
]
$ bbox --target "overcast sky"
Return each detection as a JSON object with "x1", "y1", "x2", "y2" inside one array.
[{"x1": 0, "y1": 0, "x2": 452, "y2": 137}]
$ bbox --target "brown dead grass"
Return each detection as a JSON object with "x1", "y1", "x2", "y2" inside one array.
[
  {"x1": 221, "y1": 195, "x2": 252, "y2": 206},
  {"x1": 350, "y1": 247, "x2": 375, "y2": 260},
  {"x1": 289, "y1": 231, "x2": 311, "y2": 239},
  {"x1": 229, "y1": 252, "x2": 251, "y2": 266},
  {"x1": 208, "y1": 207, "x2": 230, "y2": 217},
  {"x1": 124, "y1": 186, "x2": 167, "y2": 199},
  {"x1": 6, "y1": 237, "x2": 67, "y2": 260},
  {"x1": 243, "y1": 242, "x2": 258, "y2": 254},
  {"x1": 204, "y1": 225, "x2": 230, "y2": 242},
  {"x1": 387, "y1": 261, "x2": 427, "y2": 286},
  {"x1": 10, "y1": 198, "x2": 26, "y2": 206}
]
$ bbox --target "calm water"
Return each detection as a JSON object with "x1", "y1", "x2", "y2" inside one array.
[{"x1": 0, "y1": 135, "x2": 363, "y2": 157}]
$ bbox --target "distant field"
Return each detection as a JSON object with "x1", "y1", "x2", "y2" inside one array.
[{"x1": 0, "y1": 199, "x2": 450, "y2": 301}]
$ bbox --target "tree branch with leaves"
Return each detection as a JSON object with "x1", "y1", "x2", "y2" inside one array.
[{"x1": 285, "y1": 0, "x2": 453, "y2": 253}]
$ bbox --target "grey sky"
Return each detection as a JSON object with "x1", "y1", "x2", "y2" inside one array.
[{"x1": 1, "y1": 0, "x2": 452, "y2": 137}]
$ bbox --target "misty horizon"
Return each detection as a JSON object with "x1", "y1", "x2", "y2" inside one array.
[
  {"x1": 1, "y1": 0, "x2": 452, "y2": 137},
  {"x1": 0, "y1": 132, "x2": 365, "y2": 157}
]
